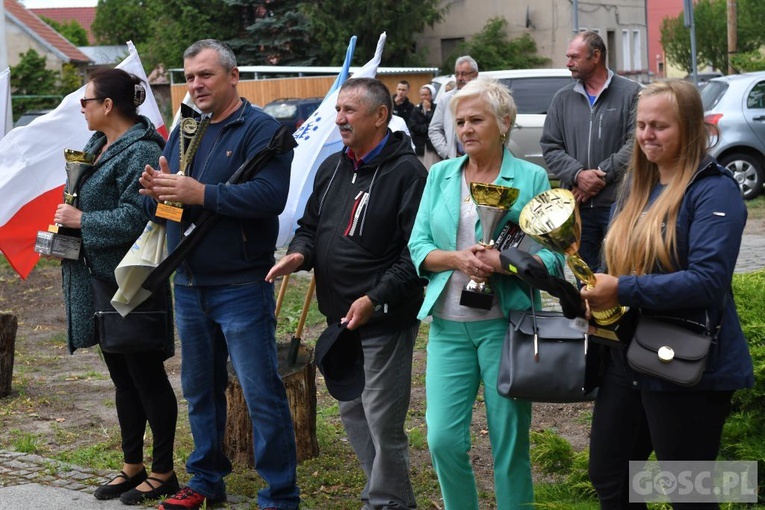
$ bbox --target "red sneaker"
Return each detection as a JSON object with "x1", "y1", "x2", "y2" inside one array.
[{"x1": 158, "y1": 486, "x2": 226, "y2": 510}]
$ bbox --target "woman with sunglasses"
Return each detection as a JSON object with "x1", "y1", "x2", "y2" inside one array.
[{"x1": 55, "y1": 68, "x2": 178, "y2": 505}]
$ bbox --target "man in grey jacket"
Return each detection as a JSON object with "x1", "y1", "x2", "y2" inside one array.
[
  {"x1": 541, "y1": 31, "x2": 641, "y2": 271},
  {"x1": 428, "y1": 55, "x2": 479, "y2": 159}
]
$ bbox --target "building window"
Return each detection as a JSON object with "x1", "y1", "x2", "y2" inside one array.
[
  {"x1": 440, "y1": 38, "x2": 464, "y2": 65},
  {"x1": 632, "y1": 30, "x2": 642, "y2": 71},
  {"x1": 622, "y1": 30, "x2": 631, "y2": 72}
]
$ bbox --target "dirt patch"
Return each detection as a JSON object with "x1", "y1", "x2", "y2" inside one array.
[{"x1": 0, "y1": 263, "x2": 594, "y2": 504}]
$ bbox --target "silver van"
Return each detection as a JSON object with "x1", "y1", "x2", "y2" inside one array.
[
  {"x1": 431, "y1": 69, "x2": 573, "y2": 176},
  {"x1": 482, "y1": 69, "x2": 573, "y2": 175}
]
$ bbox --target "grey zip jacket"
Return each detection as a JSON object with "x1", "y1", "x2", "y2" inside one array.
[{"x1": 540, "y1": 70, "x2": 642, "y2": 208}]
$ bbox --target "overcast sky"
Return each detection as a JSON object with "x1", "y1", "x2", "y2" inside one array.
[{"x1": 21, "y1": 0, "x2": 98, "y2": 7}]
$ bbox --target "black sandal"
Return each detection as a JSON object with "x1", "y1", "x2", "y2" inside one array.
[
  {"x1": 119, "y1": 472, "x2": 180, "y2": 505},
  {"x1": 93, "y1": 468, "x2": 147, "y2": 500}
]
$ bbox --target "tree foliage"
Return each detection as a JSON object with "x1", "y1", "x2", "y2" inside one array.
[
  {"x1": 223, "y1": 0, "x2": 319, "y2": 66},
  {"x1": 40, "y1": 16, "x2": 90, "y2": 46},
  {"x1": 444, "y1": 17, "x2": 548, "y2": 73},
  {"x1": 9, "y1": 49, "x2": 64, "y2": 117},
  {"x1": 91, "y1": 0, "x2": 153, "y2": 46},
  {"x1": 91, "y1": 0, "x2": 239, "y2": 69},
  {"x1": 300, "y1": 0, "x2": 446, "y2": 66},
  {"x1": 660, "y1": 0, "x2": 765, "y2": 74}
]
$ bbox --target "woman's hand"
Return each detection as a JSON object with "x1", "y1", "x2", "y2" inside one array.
[
  {"x1": 579, "y1": 273, "x2": 620, "y2": 312},
  {"x1": 457, "y1": 244, "x2": 495, "y2": 281},
  {"x1": 54, "y1": 204, "x2": 82, "y2": 229}
]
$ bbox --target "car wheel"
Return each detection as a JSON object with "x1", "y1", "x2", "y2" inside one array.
[{"x1": 719, "y1": 152, "x2": 764, "y2": 200}]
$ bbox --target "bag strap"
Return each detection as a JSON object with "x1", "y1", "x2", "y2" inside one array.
[
  {"x1": 528, "y1": 289, "x2": 540, "y2": 362},
  {"x1": 527, "y1": 288, "x2": 588, "y2": 363}
]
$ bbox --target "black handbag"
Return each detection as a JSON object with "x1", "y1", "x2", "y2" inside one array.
[
  {"x1": 91, "y1": 276, "x2": 170, "y2": 354},
  {"x1": 497, "y1": 292, "x2": 598, "y2": 403},
  {"x1": 626, "y1": 313, "x2": 716, "y2": 387}
]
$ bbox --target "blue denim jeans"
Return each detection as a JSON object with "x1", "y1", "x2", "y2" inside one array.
[
  {"x1": 578, "y1": 206, "x2": 612, "y2": 273},
  {"x1": 338, "y1": 324, "x2": 418, "y2": 509},
  {"x1": 174, "y1": 281, "x2": 299, "y2": 509}
]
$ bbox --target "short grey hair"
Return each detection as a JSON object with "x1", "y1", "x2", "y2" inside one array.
[
  {"x1": 454, "y1": 55, "x2": 479, "y2": 73},
  {"x1": 340, "y1": 77, "x2": 393, "y2": 124},
  {"x1": 183, "y1": 39, "x2": 237, "y2": 72},
  {"x1": 450, "y1": 77, "x2": 517, "y2": 141}
]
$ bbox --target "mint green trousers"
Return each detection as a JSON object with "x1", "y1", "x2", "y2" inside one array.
[{"x1": 426, "y1": 317, "x2": 533, "y2": 510}]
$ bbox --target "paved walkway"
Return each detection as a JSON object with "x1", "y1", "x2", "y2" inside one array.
[{"x1": 0, "y1": 450, "x2": 254, "y2": 509}]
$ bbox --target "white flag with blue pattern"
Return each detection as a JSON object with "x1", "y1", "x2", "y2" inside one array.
[{"x1": 277, "y1": 32, "x2": 387, "y2": 247}]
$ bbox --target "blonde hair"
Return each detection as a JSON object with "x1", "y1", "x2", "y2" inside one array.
[
  {"x1": 449, "y1": 77, "x2": 517, "y2": 140},
  {"x1": 604, "y1": 80, "x2": 709, "y2": 276}
]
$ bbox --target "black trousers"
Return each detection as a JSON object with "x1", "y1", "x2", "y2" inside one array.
[
  {"x1": 589, "y1": 370, "x2": 733, "y2": 510},
  {"x1": 103, "y1": 350, "x2": 177, "y2": 473}
]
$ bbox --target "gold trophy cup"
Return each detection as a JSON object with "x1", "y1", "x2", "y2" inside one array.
[
  {"x1": 34, "y1": 149, "x2": 95, "y2": 260},
  {"x1": 155, "y1": 108, "x2": 210, "y2": 222},
  {"x1": 518, "y1": 188, "x2": 625, "y2": 340},
  {"x1": 460, "y1": 183, "x2": 520, "y2": 310}
]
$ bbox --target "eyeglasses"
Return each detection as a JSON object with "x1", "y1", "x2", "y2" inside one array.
[
  {"x1": 455, "y1": 71, "x2": 477, "y2": 78},
  {"x1": 80, "y1": 97, "x2": 104, "y2": 108}
]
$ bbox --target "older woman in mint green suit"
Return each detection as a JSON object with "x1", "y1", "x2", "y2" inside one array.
[{"x1": 408, "y1": 77, "x2": 563, "y2": 509}]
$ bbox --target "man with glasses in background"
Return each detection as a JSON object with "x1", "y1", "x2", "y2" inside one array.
[{"x1": 428, "y1": 55, "x2": 479, "y2": 160}]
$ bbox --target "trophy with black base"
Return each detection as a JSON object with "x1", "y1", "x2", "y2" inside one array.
[
  {"x1": 34, "y1": 149, "x2": 95, "y2": 260},
  {"x1": 155, "y1": 105, "x2": 211, "y2": 222},
  {"x1": 518, "y1": 188, "x2": 629, "y2": 343},
  {"x1": 460, "y1": 182, "x2": 519, "y2": 310}
]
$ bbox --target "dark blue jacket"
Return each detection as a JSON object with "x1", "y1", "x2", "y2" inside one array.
[
  {"x1": 610, "y1": 158, "x2": 754, "y2": 391},
  {"x1": 148, "y1": 99, "x2": 292, "y2": 286}
]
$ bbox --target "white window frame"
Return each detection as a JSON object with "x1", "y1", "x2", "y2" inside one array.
[
  {"x1": 632, "y1": 30, "x2": 642, "y2": 71},
  {"x1": 622, "y1": 30, "x2": 631, "y2": 72}
]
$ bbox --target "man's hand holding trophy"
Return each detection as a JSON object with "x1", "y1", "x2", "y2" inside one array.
[
  {"x1": 154, "y1": 105, "x2": 211, "y2": 222},
  {"x1": 34, "y1": 149, "x2": 96, "y2": 260}
]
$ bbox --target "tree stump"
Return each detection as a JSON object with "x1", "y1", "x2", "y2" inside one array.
[
  {"x1": 224, "y1": 342, "x2": 318, "y2": 465},
  {"x1": 1, "y1": 313, "x2": 18, "y2": 398}
]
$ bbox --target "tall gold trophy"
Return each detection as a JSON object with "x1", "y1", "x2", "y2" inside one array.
[
  {"x1": 460, "y1": 183, "x2": 520, "y2": 310},
  {"x1": 155, "y1": 107, "x2": 211, "y2": 222},
  {"x1": 34, "y1": 149, "x2": 96, "y2": 260},
  {"x1": 518, "y1": 188, "x2": 625, "y2": 340}
]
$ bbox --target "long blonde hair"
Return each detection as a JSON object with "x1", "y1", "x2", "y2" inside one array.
[{"x1": 604, "y1": 80, "x2": 709, "y2": 276}]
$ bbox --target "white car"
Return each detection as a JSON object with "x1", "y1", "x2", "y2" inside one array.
[{"x1": 431, "y1": 69, "x2": 573, "y2": 175}]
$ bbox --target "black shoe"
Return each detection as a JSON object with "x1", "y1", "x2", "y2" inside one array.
[
  {"x1": 119, "y1": 472, "x2": 180, "y2": 505},
  {"x1": 94, "y1": 468, "x2": 147, "y2": 500}
]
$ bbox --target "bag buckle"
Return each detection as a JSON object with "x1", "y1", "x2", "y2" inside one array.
[{"x1": 657, "y1": 345, "x2": 675, "y2": 362}]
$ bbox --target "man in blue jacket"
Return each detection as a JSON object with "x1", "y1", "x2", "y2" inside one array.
[
  {"x1": 139, "y1": 39, "x2": 299, "y2": 510},
  {"x1": 267, "y1": 77, "x2": 427, "y2": 510},
  {"x1": 541, "y1": 31, "x2": 642, "y2": 272}
]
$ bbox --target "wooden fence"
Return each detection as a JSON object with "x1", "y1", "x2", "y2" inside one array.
[{"x1": 171, "y1": 72, "x2": 436, "y2": 113}]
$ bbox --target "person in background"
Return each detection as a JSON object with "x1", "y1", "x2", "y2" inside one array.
[
  {"x1": 581, "y1": 80, "x2": 754, "y2": 510},
  {"x1": 408, "y1": 83, "x2": 439, "y2": 169},
  {"x1": 443, "y1": 80, "x2": 456, "y2": 94},
  {"x1": 429, "y1": 56, "x2": 480, "y2": 159},
  {"x1": 392, "y1": 79, "x2": 414, "y2": 124},
  {"x1": 409, "y1": 77, "x2": 564, "y2": 509},
  {"x1": 267, "y1": 77, "x2": 427, "y2": 510},
  {"x1": 139, "y1": 39, "x2": 299, "y2": 510},
  {"x1": 56, "y1": 68, "x2": 178, "y2": 505},
  {"x1": 541, "y1": 31, "x2": 641, "y2": 272}
]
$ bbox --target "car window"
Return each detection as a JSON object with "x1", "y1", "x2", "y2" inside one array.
[
  {"x1": 263, "y1": 103, "x2": 297, "y2": 120},
  {"x1": 746, "y1": 81, "x2": 765, "y2": 109},
  {"x1": 700, "y1": 81, "x2": 727, "y2": 111},
  {"x1": 498, "y1": 77, "x2": 573, "y2": 115}
]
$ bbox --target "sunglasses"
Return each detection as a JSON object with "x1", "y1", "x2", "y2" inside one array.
[{"x1": 80, "y1": 97, "x2": 104, "y2": 108}]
